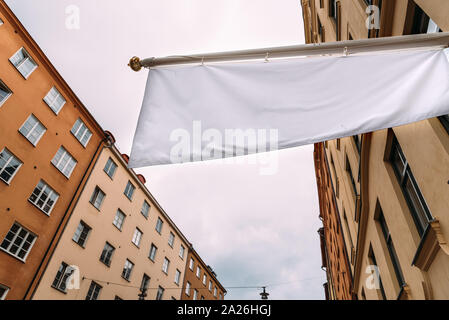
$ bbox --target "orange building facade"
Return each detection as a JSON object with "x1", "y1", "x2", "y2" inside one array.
[
  {"x1": 181, "y1": 248, "x2": 226, "y2": 300},
  {"x1": 0, "y1": 0, "x2": 107, "y2": 300},
  {"x1": 315, "y1": 143, "x2": 354, "y2": 300}
]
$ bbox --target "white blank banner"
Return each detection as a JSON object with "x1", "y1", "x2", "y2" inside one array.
[{"x1": 129, "y1": 48, "x2": 449, "y2": 168}]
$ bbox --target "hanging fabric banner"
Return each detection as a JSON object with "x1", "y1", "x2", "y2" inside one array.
[{"x1": 129, "y1": 48, "x2": 449, "y2": 168}]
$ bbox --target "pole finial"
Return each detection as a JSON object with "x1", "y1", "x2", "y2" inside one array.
[{"x1": 128, "y1": 56, "x2": 142, "y2": 72}]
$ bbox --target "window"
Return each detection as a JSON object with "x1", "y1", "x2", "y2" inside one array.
[
  {"x1": 189, "y1": 258, "x2": 194, "y2": 270},
  {"x1": 155, "y1": 217, "x2": 163, "y2": 234},
  {"x1": 185, "y1": 282, "x2": 191, "y2": 296},
  {"x1": 19, "y1": 114, "x2": 46, "y2": 146},
  {"x1": 132, "y1": 228, "x2": 143, "y2": 247},
  {"x1": 100, "y1": 242, "x2": 115, "y2": 266},
  {"x1": 156, "y1": 286, "x2": 164, "y2": 300},
  {"x1": 439, "y1": 114, "x2": 449, "y2": 134},
  {"x1": 353, "y1": 135, "x2": 361, "y2": 153},
  {"x1": 175, "y1": 269, "x2": 181, "y2": 285},
  {"x1": 149, "y1": 244, "x2": 157, "y2": 261},
  {"x1": 52, "y1": 262, "x2": 74, "y2": 292},
  {"x1": 208, "y1": 280, "x2": 213, "y2": 292},
  {"x1": 10, "y1": 47, "x2": 37, "y2": 79},
  {"x1": 71, "y1": 118, "x2": 92, "y2": 147},
  {"x1": 141, "y1": 200, "x2": 150, "y2": 218},
  {"x1": 122, "y1": 259, "x2": 134, "y2": 281},
  {"x1": 0, "y1": 80, "x2": 12, "y2": 106},
  {"x1": 368, "y1": 246, "x2": 386, "y2": 300},
  {"x1": 193, "y1": 289, "x2": 198, "y2": 300},
  {"x1": 85, "y1": 281, "x2": 101, "y2": 300},
  {"x1": 0, "y1": 18, "x2": 3, "y2": 26},
  {"x1": 346, "y1": 155, "x2": 357, "y2": 197},
  {"x1": 124, "y1": 181, "x2": 135, "y2": 200},
  {"x1": 90, "y1": 187, "x2": 105, "y2": 210},
  {"x1": 0, "y1": 223, "x2": 36, "y2": 261},
  {"x1": 179, "y1": 244, "x2": 185, "y2": 259},
  {"x1": 162, "y1": 257, "x2": 170, "y2": 274},
  {"x1": 390, "y1": 136, "x2": 432, "y2": 236},
  {"x1": 408, "y1": 3, "x2": 441, "y2": 35},
  {"x1": 0, "y1": 148, "x2": 22, "y2": 184},
  {"x1": 317, "y1": 17, "x2": 325, "y2": 42},
  {"x1": 72, "y1": 221, "x2": 91, "y2": 247},
  {"x1": 0, "y1": 284, "x2": 9, "y2": 300},
  {"x1": 214, "y1": 287, "x2": 217, "y2": 297},
  {"x1": 51, "y1": 146, "x2": 77, "y2": 178},
  {"x1": 196, "y1": 266, "x2": 201, "y2": 278},
  {"x1": 29, "y1": 180, "x2": 59, "y2": 214},
  {"x1": 140, "y1": 274, "x2": 150, "y2": 293},
  {"x1": 219, "y1": 293, "x2": 223, "y2": 300},
  {"x1": 202, "y1": 274, "x2": 207, "y2": 286},
  {"x1": 113, "y1": 209, "x2": 125, "y2": 230},
  {"x1": 43, "y1": 87, "x2": 66, "y2": 114},
  {"x1": 377, "y1": 206, "x2": 406, "y2": 288},
  {"x1": 168, "y1": 232, "x2": 175, "y2": 247},
  {"x1": 103, "y1": 157, "x2": 117, "y2": 179}
]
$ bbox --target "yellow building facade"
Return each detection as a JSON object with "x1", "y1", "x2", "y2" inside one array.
[
  {"x1": 32, "y1": 143, "x2": 193, "y2": 300},
  {"x1": 302, "y1": 0, "x2": 449, "y2": 299}
]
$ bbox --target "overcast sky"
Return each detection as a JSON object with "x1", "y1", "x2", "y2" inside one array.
[{"x1": 6, "y1": 0, "x2": 326, "y2": 299}]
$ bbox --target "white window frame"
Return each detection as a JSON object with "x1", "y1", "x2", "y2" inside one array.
[
  {"x1": 9, "y1": 47, "x2": 37, "y2": 79},
  {"x1": 0, "y1": 148, "x2": 22, "y2": 184},
  {"x1": 122, "y1": 259, "x2": 134, "y2": 281},
  {"x1": 193, "y1": 289, "x2": 198, "y2": 300},
  {"x1": 51, "y1": 146, "x2": 77, "y2": 178},
  {"x1": 179, "y1": 244, "x2": 185, "y2": 259},
  {"x1": 196, "y1": 266, "x2": 201, "y2": 278},
  {"x1": 185, "y1": 282, "x2": 191, "y2": 296},
  {"x1": 43, "y1": 86, "x2": 66, "y2": 114},
  {"x1": 149, "y1": 243, "x2": 157, "y2": 261},
  {"x1": 156, "y1": 286, "x2": 164, "y2": 300},
  {"x1": 0, "y1": 79, "x2": 12, "y2": 107},
  {"x1": 0, "y1": 18, "x2": 4, "y2": 26},
  {"x1": 103, "y1": 157, "x2": 117, "y2": 179},
  {"x1": 113, "y1": 209, "x2": 125, "y2": 230},
  {"x1": 189, "y1": 258, "x2": 194, "y2": 271},
  {"x1": 132, "y1": 228, "x2": 143, "y2": 247},
  {"x1": 156, "y1": 217, "x2": 163, "y2": 234},
  {"x1": 203, "y1": 274, "x2": 207, "y2": 286},
  {"x1": 168, "y1": 232, "x2": 175, "y2": 247},
  {"x1": 71, "y1": 118, "x2": 92, "y2": 147},
  {"x1": 209, "y1": 280, "x2": 213, "y2": 292},
  {"x1": 214, "y1": 287, "x2": 217, "y2": 297},
  {"x1": 162, "y1": 257, "x2": 170, "y2": 274},
  {"x1": 19, "y1": 114, "x2": 46, "y2": 146},
  {"x1": 0, "y1": 223, "x2": 37, "y2": 262},
  {"x1": 29, "y1": 180, "x2": 59, "y2": 215},
  {"x1": 141, "y1": 200, "x2": 150, "y2": 218},
  {"x1": 175, "y1": 269, "x2": 181, "y2": 285},
  {"x1": 0, "y1": 284, "x2": 9, "y2": 300},
  {"x1": 124, "y1": 181, "x2": 135, "y2": 200},
  {"x1": 90, "y1": 186, "x2": 105, "y2": 210},
  {"x1": 72, "y1": 221, "x2": 91, "y2": 247}
]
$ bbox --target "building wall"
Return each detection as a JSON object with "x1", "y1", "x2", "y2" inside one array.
[
  {"x1": 181, "y1": 249, "x2": 226, "y2": 300},
  {"x1": 0, "y1": 1, "x2": 105, "y2": 300},
  {"x1": 32, "y1": 146, "x2": 194, "y2": 300},
  {"x1": 314, "y1": 142, "x2": 354, "y2": 300},
  {"x1": 303, "y1": 0, "x2": 449, "y2": 299}
]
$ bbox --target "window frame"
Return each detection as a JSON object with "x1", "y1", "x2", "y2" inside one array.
[
  {"x1": 149, "y1": 243, "x2": 158, "y2": 262},
  {"x1": 121, "y1": 259, "x2": 134, "y2": 281},
  {"x1": 0, "y1": 148, "x2": 23, "y2": 185},
  {"x1": 19, "y1": 114, "x2": 47, "y2": 146},
  {"x1": 131, "y1": 228, "x2": 143, "y2": 247},
  {"x1": 43, "y1": 86, "x2": 66, "y2": 115},
  {"x1": 439, "y1": 115, "x2": 449, "y2": 134},
  {"x1": 51, "y1": 262, "x2": 75, "y2": 293},
  {"x1": 0, "y1": 222, "x2": 37, "y2": 262},
  {"x1": 155, "y1": 217, "x2": 163, "y2": 234},
  {"x1": 51, "y1": 146, "x2": 77, "y2": 178},
  {"x1": 113, "y1": 209, "x2": 126, "y2": 231},
  {"x1": 85, "y1": 281, "x2": 102, "y2": 300},
  {"x1": 124, "y1": 181, "x2": 135, "y2": 200},
  {"x1": 100, "y1": 242, "x2": 115, "y2": 267},
  {"x1": 156, "y1": 286, "x2": 164, "y2": 300},
  {"x1": 0, "y1": 79, "x2": 12, "y2": 107},
  {"x1": 141, "y1": 200, "x2": 150, "y2": 219},
  {"x1": 162, "y1": 257, "x2": 170, "y2": 274},
  {"x1": 9, "y1": 47, "x2": 38, "y2": 79},
  {"x1": 29, "y1": 180, "x2": 59, "y2": 215},
  {"x1": 72, "y1": 220, "x2": 91, "y2": 248},
  {"x1": 70, "y1": 118, "x2": 92, "y2": 147},
  {"x1": 90, "y1": 186, "x2": 105, "y2": 210},
  {"x1": 179, "y1": 244, "x2": 185, "y2": 259},
  {"x1": 175, "y1": 269, "x2": 181, "y2": 285},
  {"x1": 168, "y1": 232, "x2": 175, "y2": 248},
  {"x1": 103, "y1": 157, "x2": 118, "y2": 179},
  {"x1": 0, "y1": 284, "x2": 9, "y2": 300}
]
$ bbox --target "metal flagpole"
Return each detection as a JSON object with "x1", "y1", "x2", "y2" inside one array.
[{"x1": 128, "y1": 32, "x2": 449, "y2": 71}]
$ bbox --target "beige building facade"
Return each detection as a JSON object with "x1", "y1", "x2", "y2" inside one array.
[
  {"x1": 32, "y1": 142, "x2": 192, "y2": 300},
  {"x1": 302, "y1": 0, "x2": 449, "y2": 299}
]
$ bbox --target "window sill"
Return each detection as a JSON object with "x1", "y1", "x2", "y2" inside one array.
[
  {"x1": 51, "y1": 285, "x2": 68, "y2": 294},
  {"x1": 412, "y1": 219, "x2": 449, "y2": 271}
]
